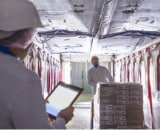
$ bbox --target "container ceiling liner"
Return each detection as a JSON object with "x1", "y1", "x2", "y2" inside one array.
[{"x1": 30, "y1": 0, "x2": 160, "y2": 57}]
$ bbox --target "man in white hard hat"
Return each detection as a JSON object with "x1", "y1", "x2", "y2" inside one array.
[
  {"x1": 88, "y1": 56, "x2": 113, "y2": 95},
  {"x1": 0, "y1": 0, "x2": 73, "y2": 129},
  {"x1": 87, "y1": 56, "x2": 113, "y2": 128}
]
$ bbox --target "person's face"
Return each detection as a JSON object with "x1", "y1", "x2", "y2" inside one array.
[
  {"x1": 21, "y1": 28, "x2": 37, "y2": 49},
  {"x1": 91, "y1": 58, "x2": 99, "y2": 66},
  {"x1": 3, "y1": 28, "x2": 37, "y2": 49}
]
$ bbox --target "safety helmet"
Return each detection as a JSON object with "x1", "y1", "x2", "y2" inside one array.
[
  {"x1": 0, "y1": 0, "x2": 42, "y2": 32},
  {"x1": 91, "y1": 56, "x2": 99, "y2": 61}
]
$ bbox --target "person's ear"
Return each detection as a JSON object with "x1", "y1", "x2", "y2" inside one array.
[
  {"x1": 10, "y1": 43, "x2": 33, "y2": 61},
  {"x1": 18, "y1": 43, "x2": 33, "y2": 61}
]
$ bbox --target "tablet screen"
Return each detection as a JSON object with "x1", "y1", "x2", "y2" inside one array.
[{"x1": 45, "y1": 81, "x2": 83, "y2": 116}]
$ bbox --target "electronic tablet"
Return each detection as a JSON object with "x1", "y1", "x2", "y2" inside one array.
[{"x1": 45, "y1": 81, "x2": 83, "y2": 117}]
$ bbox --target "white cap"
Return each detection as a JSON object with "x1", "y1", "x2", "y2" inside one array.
[
  {"x1": 0, "y1": 0, "x2": 42, "y2": 39},
  {"x1": 0, "y1": 31, "x2": 15, "y2": 39}
]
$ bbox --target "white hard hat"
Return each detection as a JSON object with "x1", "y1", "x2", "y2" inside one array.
[
  {"x1": 91, "y1": 56, "x2": 99, "y2": 61},
  {"x1": 0, "y1": 0, "x2": 42, "y2": 38},
  {"x1": 0, "y1": 31, "x2": 15, "y2": 39}
]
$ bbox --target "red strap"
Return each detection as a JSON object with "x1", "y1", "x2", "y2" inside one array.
[
  {"x1": 124, "y1": 60, "x2": 126, "y2": 82},
  {"x1": 138, "y1": 52, "x2": 142, "y2": 83},
  {"x1": 37, "y1": 48, "x2": 42, "y2": 78},
  {"x1": 147, "y1": 55, "x2": 154, "y2": 129},
  {"x1": 126, "y1": 57, "x2": 130, "y2": 82},
  {"x1": 30, "y1": 57, "x2": 34, "y2": 71},
  {"x1": 59, "y1": 67, "x2": 63, "y2": 81},
  {"x1": 120, "y1": 61, "x2": 123, "y2": 82},
  {"x1": 138, "y1": 61, "x2": 141, "y2": 83},
  {"x1": 38, "y1": 59, "x2": 42, "y2": 78},
  {"x1": 54, "y1": 68, "x2": 57, "y2": 85},
  {"x1": 132, "y1": 60, "x2": 136, "y2": 82},
  {"x1": 47, "y1": 66, "x2": 50, "y2": 93},
  {"x1": 127, "y1": 63, "x2": 130, "y2": 82},
  {"x1": 157, "y1": 54, "x2": 160, "y2": 90},
  {"x1": 50, "y1": 66, "x2": 54, "y2": 91},
  {"x1": 47, "y1": 65, "x2": 52, "y2": 93}
]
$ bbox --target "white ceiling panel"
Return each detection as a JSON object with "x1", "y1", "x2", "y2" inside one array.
[{"x1": 29, "y1": 0, "x2": 160, "y2": 59}]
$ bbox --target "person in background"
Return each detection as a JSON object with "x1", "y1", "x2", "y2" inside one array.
[
  {"x1": 88, "y1": 56, "x2": 113, "y2": 95},
  {"x1": 87, "y1": 55, "x2": 113, "y2": 128},
  {"x1": 0, "y1": 0, "x2": 73, "y2": 129}
]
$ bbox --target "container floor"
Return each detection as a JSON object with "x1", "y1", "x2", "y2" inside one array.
[{"x1": 66, "y1": 92, "x2": 92, "y2": 129}]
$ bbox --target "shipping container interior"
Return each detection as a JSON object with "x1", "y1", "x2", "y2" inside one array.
[{"x1": 22, "y1": 0, "x2": 160, "y2": 129}]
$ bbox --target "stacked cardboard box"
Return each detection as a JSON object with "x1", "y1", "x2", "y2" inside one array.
[{"x1": 93, "y1": 82, "x2": 144, "y2": 129}]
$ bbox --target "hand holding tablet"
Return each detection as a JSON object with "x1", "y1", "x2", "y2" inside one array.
[{"x1": 45, "y1": 81, "x2": 83, "y2": 119}]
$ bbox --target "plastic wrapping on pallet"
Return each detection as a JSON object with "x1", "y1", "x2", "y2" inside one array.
[{"x1": 93, "y1": 82, "x2": 144, "y2": 129}]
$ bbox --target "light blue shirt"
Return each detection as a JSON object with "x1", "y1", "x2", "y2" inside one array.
[
  {"x1": 88, "y1": 65, "x2": 113, "y2": 95},
  {"x1": 0, "y1": 52, "x2": 65, "y2": 129}
]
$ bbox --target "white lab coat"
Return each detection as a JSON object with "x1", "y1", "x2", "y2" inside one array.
[
  {"x1": 0, "y1": 52, "x2": 65, "y2": 129},
  {"x1": 88, "y1": 65, "x2": 113, "y2": 95}
]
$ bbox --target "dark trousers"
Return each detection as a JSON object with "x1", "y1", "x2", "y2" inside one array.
[{"x1": 90, "y1": 99, "x2": 94, "y2": 129}]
